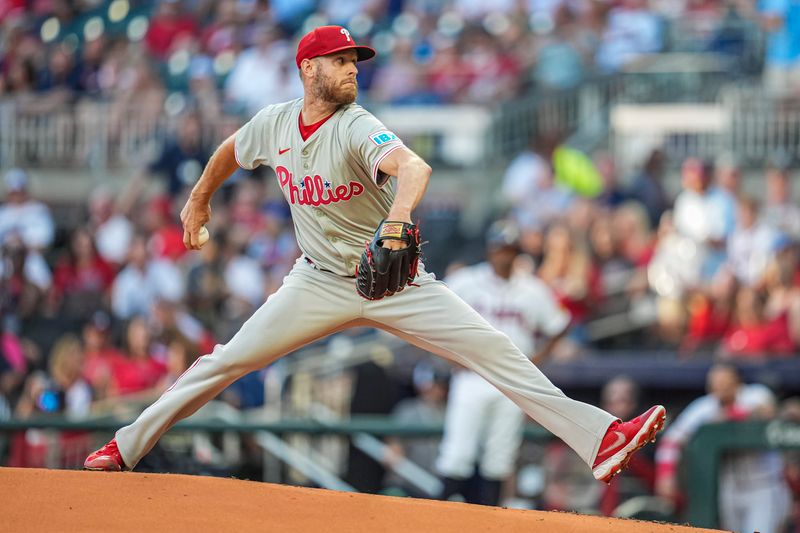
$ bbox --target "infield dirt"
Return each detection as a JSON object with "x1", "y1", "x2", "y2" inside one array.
[{"x1": 0, "y1": 467, "x2": 726, "y2": 532}]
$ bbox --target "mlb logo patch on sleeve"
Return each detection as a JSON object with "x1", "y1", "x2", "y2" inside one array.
[{"x1": 369, "y1": 130, "x2": 400, "y2": 146}]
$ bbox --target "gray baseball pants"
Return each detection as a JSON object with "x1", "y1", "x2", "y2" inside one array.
[{"x1": 116, "y1": 259, "x2": 615, "y2": 469}]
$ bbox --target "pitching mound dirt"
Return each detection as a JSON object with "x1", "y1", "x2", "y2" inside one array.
[{"x1": 0, "y1": 467, "x2": 723, "y2": 532}]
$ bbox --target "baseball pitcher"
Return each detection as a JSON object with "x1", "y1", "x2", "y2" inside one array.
[{"x1": 85, "y1": 25, "x2": 665, "y2": 485}]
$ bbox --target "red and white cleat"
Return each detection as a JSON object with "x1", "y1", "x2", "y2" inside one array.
[
  {"x1": 592, "y1": 405, "x2": 666, "y2": 484},
  {"x1": 84, "y1": 438, "x2": 127, "y2": 471}
]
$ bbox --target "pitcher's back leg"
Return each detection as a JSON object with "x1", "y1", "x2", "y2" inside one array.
[{"x1": 114, "y1": 261, "x2": 360, "y2": 468}]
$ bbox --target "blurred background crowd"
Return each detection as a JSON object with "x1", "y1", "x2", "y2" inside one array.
[
  {"x1": 1, "y1": 0, "x2": 800, "y2": 531},
  {"x1": 0, "y1": 0, "x2": 778, "y2": 112}
]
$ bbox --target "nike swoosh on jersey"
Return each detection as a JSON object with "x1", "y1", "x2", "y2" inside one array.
[
  {"x1": 598, "y1": 430, "x2": 627, "y2": 456},
  {"x1": 279, "y1": 148, "x2": 291, "y2": 155}
]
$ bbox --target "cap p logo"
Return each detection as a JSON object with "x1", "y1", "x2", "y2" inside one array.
[{"x1": 295, "y1": 25, "x2": 375, "y2": 67}]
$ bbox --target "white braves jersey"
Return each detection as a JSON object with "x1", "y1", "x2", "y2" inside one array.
[
  {"x1": 658, "y1": 384, "x2": 784, "y2": 486},
  {"x1": 445, "y1": 263, "x2": 571, "y2": 355},
  {"x1": 234, "y1": 98, "x2": 405, "y2": 276}
]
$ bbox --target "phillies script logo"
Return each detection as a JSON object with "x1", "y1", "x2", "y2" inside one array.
[{"x1": 276, "y1": 166, "x2": 364, "y2": 206}]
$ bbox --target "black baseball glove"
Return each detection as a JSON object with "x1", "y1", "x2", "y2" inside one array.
[{"x1": 356, "y1": 220, "x2": 421, "y2": 300}]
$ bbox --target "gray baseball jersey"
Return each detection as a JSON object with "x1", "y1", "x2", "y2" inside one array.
[{"x1": 235, "y1": 98, "x2": 404, "y2": 276}]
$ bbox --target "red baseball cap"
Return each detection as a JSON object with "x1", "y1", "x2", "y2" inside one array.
[{"x1": 295, "y1": 25, "x2": 376, "y2": 68}]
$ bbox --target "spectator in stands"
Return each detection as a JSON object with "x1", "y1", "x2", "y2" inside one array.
[
  {"x1": 185, "y1": 234, "x2": 227, "y2": 334},
  {"x1": 565, "y1": 197, "x2": 597, "y2": 238},
  {"x1": 719, "y1": 286, "x2": 795, "y2": 358},
  {"x1": 44, "y1": 334, "x2": 92, "y2": 416},
  {"x1": 0, "y1": 233, "x2": 52, "y2": 333},
  {"x1": 143, "y1": 196, "x2": 189, "y2": 261},
  {"x1": 501, "y1": 133, "x2": 571, "y2": 229},
  {"x1": 707, "y1": 154, "x2": 741, "y2": 240},
  {"x1": 763, "y1": 238, "x2": 800, "y2": 347},
  {"x1": 108, "y1": 58, "x2": 166, "y2": 148},
  {"x1": 369, "y1": 38, "x2": 431, "y2": 104},
  {"x1": 382, "y1": 361, "x2": 449, "y2": 498},
  {"x1": 648, "y1": 211, "x2": 700, "y2": 346},
  {"x1": 144, "y1": 0, "x2": 199, "y2": 60},
  {"x1": 532, "y1": 5, "x2": 587, "y2": 90},
  {"x1": 199, "y1": 0, "x2": 240, "y2": 57},
  {"x1": 150, "y1": 297, "x2": 216, "y2": 359},
  {"x1": 594, "y1": 151, "x2": 627, "y2": 209},
  {"x1": 75, "y1": 35, "x2": 107, "y2": 97},
  {"x1": 588, "y1": 212, "x2": 631, "y2": 306},
  {"x1": 673, "y1": 157, "x2": 727, "y2": 281},
  {"x1": 112, "y1": 316, "x2": 166, "y2": 397},
  {"x1": 87, "y1": 187, "x2": 135, "y2": 268},
  {"x1": 0, "y1": 168, "x2": 55, "y2": 251},
  {"x1": 628, "y1": 148, "x2": 669, "y2": 230},
  {"x1": 1, "y1": 57, "x2": 38, "y2": 110},
  {"x1": 81, "y1": 311, "x2": 125, "y2": 402},
  {"x1": 186, "y1": 56, "x2": 223, "y2": 124},
  {"x1": 573, "y1": 0, "x2": 607, "y2": 49},
  {"x1": 754, "y1": 0, "x2": 800, "y2": 98},
  {"x1": 501, "y1": 135, "x2": 552, "y2": 219},
  {"x1": 51, "y1": 226, "x2": 116, "y2": 324},
  {"x1": 725, "y1": 195, "x2": 777, "y2": 287},
  {"x1": 156, "y1": 331, "x2": 197, "y2": 393},
  {"x1": 137, "y1": 112, "x2": 211, "y2": 199},
  {"x1": 612, "y1": 201, "x2": 656, "y2": 277},
  {"x1": 681, "y1": 273, "x2": 735, "y2": 356},
  {"x1": 518, "y1": 221, "x2": 546, "y2": 269},
  {"x1": 595, "y1": 0, "x2": 663, "y2": 72},
  {"x1": 538, "y1": 223, "x2": 596, "y2": 351},
  {"x1": 220, "y1": 227, "x2": 266, "y2": 334},
  {"x1": 36, "y1": 43, "x2": 79, "y2": 111},
  {"x1": 111, "y1": 234, "x2": 184, "y2": 320},
  {"x1": 655, "y1": 364, "x2": 791, "y2": 533},
  {"x1": 605, "y1": 203, "x2": 656, "y2": 326},
  {"x1": 461, "y1": 29, "x2": 522, "y2": 104},
  {"x1": 9, "y1": 334, "x2": 92, "y2": 467},
  {"x1": 0, "y1": 9, "x2": 25, "y2": 55},
  {"x1": 426, "y1": 41, "x2": 472, "y2": 103},
  {"x1": 100, "y1": 37, "x2": 146, "y2": 98},
  {"x1": 763, "y1": 163, "x2": 800, "y2": 239}
]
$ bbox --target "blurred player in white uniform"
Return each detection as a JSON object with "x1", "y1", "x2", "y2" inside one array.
[
  {"x1": 437, "y1": 221, "x2": 571, "y2": 505},
  {"x1": 655, "y1": 364, "x2": 791, "y2": 533}
]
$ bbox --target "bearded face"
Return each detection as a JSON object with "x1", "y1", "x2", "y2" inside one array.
[{"x1": 308, "y1": 56, "x2": 358, "y2": 105}]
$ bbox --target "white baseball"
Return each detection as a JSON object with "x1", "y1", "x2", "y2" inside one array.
[{"x1": 198, "y1": 226, "x2": 210, "y2": 247}]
